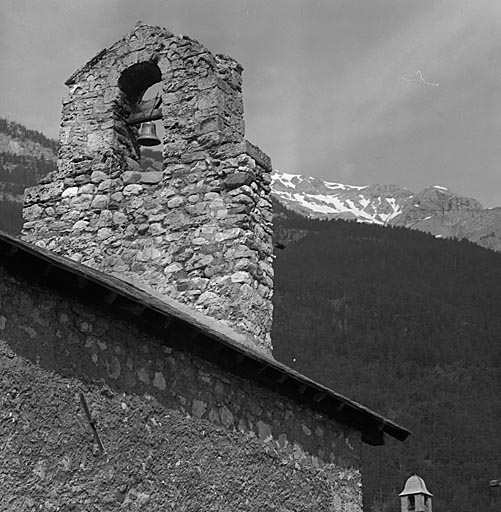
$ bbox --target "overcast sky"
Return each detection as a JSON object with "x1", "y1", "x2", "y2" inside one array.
[{"x1": 1, "y1": 0, "x2": 500, "y2": 205}]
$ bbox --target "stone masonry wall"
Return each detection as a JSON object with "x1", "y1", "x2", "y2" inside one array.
[
  {"x1": 0, "y1": 267, "x2": 363, "y2": 511},
  {"x1": 21, "y1": 23, "x2": 274, "y2": 354}
]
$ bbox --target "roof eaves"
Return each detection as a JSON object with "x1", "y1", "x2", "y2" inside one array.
[{"x1": 0, "y1": 231, "x2": 411, "y2": 444}]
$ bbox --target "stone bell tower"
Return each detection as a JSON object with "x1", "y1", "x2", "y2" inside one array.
[
  {"x1": 21, "y1": 23, "x2": 274, "y2": 354},
  {"x1": 399, "y1": 474, "x2": 433, "y2": 512}
]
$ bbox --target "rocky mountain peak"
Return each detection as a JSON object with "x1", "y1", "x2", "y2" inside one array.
[
  {"x1": 413, "y1": 185, "x2": 482, "y2": 212},
  {"x1": 392, "y1": 185, "x2": 483, "y2": 228}
]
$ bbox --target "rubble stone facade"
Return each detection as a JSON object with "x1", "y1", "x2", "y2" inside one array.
[
  {"x1": 0, "y1": 264, "x2": 363, "y2": 511},
  {"x1": 21, "y1": 23, "x2": 274, "y2": 354}
]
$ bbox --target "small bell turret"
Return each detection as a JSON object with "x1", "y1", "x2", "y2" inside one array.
[
  {"x1": 137, "y1": 122, "x2": 161, "y2": 146},
  {"x1": 399, "y1": 474, "x2": 433, "y2": 512}
]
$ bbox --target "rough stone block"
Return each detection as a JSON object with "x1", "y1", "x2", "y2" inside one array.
[
  {"x1": 122, "y1": 171, "x2": 142, "y2": 185},
  {"x1": 140, "y1": 171, "x2": 163, "y2": 184},
  {"x1": 167, "y1": 196, "x2": 185, "y2": 208},
  {"x1": 192, "y1": 399, "x2": 207, "y2": 418},
  {"x1": 61, "y1": 187, "x2": 78, "y2": 199},
  {"x1": 224, "y1": 171, "x2": 254, "y2": 189},
  {"x1": 112, "y1": 212, "x2": 127, "y2": 225},
  {"x1": 23, "y1": 205, "x2": 43, "y2": 222},
  {"x1": 91, "y1": 195, "x2": 109, "y2": 209},
  {"x1": 72, "y1": 220, "x2": 89, "y2": 231},
  {"x1": 153, "y1": 372, "x2": 166, "y2": 390},
  {"x1": 220, "y1": 406, "x2": 234, "y2": 428},
  {"x1": 97, "y1": 228, "x2": 113, "y2": 240},
  {"x1": 90, "y1": 170, "x2": 108, "y2": 183},
  {"x1": 123, "y1": 184, "x2": 143, "y2": 196}
]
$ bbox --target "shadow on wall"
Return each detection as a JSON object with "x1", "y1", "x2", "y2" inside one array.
[{"x1": 0, "y1": 266, "x2": 362, "y2": 476}]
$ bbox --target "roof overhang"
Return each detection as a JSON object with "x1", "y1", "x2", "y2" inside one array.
[{"x1": 0, "y1": 232, "x2": 411, "y2": 445}]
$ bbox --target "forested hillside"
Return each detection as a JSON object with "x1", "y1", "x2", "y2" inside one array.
[
  {"x1": 0, "y1": 118, "x2": 57, "y2": 234},
  {"x1": 0, "y1": 118, "x2": 58, "y2": 153},
  {"x1": 272, "y1": 208, "x2": 501, "y2": 512}
]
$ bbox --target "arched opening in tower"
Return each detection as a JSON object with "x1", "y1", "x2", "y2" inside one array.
[{"x1": 117, "y1": 61, "x2": 163, "y2": 168}]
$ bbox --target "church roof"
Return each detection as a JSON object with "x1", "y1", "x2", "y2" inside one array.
[
  {"x1": 0, "y1": 231, "x2": 411, "y2": 446},
  {"x1": 399, "y1": 474, "x2": 433, "y2": 497}
]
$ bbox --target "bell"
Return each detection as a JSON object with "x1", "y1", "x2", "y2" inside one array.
[{"x1": 137, "y1": 122, "x2": 161, "y2": 147}]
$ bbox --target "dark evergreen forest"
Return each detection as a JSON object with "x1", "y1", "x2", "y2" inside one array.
[
  {"x1": 0, "y1": 153, "x2": 55, "y2": 187},
  {"x1": 0, "y1": 153, "x2": 56, "y2": 234},
  {"x1": 272, "y1": 204, "x2": 501, "y2": 512},
  {"x1": 0, "y1": 118, "x2": 58, "y2": 234}
]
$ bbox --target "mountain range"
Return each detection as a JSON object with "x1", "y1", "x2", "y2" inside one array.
[{"x1": 272, "y1": 170, "x2": 501, "y2": 252}]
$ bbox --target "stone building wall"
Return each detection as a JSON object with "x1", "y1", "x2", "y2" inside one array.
[
  {"x1": 0, "y1": 265, "x2": 363, "y2": 511},
  {"x1": 21, "y1": 23, "x2": 274, "y2": 354}
]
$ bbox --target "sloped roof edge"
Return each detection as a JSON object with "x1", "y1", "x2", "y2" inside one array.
[{"x1": 0, "y1": 231, "x2": 411, "y2": 445}]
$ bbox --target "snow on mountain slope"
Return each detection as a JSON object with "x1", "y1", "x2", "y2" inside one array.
[
  {"x1": 271, "y1": 171, "x2": 413, "y2": 225},
  {"x1": 270, "y1": 170, "x2": 501, "y2": 251}
]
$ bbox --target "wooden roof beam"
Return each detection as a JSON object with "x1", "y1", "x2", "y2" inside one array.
[
  {"x1": 127, "y1": 96, "x2": 162, "y2": 126},
  {"x1": 313, "y1": 391, "x2": 327, "y2": 403},
  {"x1": 0, "y1": 245, "x2": 18, "y2": 258},
  {"x1": 76, "y1": 276, "x2": 88, "y2": 289},
  {"x1": 235, "y1": 353, "x2": 246, "y2": 364},
  {"x1": 119, "y1": 301, "x2": 146, "y2": 316},
  {"x1": 127, "y1": 108, "x2": 162, "y2": 126},
  {"x1": 103, "y1": 291, "x2": 118, "y2": 304},
  {"x1": 361, "y1": 424, "x2": 385, "y2": 446},
  {"x1": 297, "y1": 384, "x2": 308, "y2": 395},
  {"x1": 276, "y1": 373, "x2": 288, "y2": 384},
  {"x1": 42, "y1": 262, "x2": 54, "y2": 277}
]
